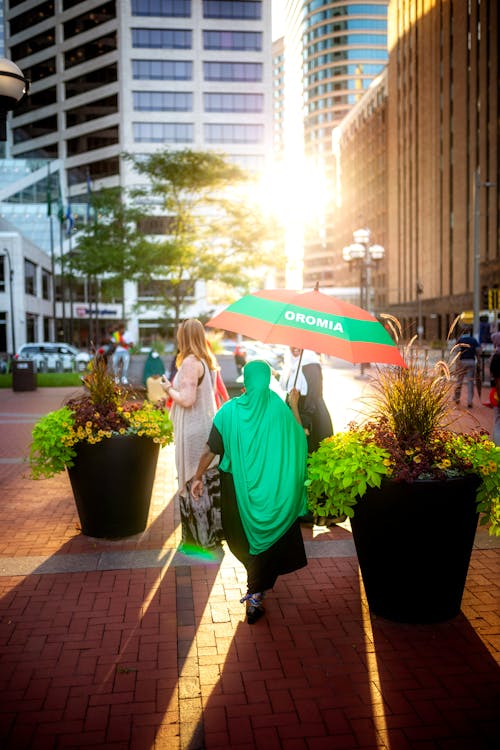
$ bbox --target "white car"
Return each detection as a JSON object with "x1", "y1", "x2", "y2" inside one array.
[
  {"x1": 15, "y1": 342, "x2": 91, "y2": 372},
  {"x1": 220, "y1": 339, "x2": 284, "y2": 370}
]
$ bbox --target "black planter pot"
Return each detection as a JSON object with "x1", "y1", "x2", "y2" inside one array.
[
  {"x1": 67, "y1": 435, "x2": 160, "y2": 538},
  {"x1": 350, "y1": 475, "x2": 479, "y2": 624}
]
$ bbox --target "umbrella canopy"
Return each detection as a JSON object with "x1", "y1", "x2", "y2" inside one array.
[{"x1": 207, "y1": 288, "x2": 406, "y2": 367}]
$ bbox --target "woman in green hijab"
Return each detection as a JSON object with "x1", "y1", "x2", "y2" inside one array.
[{"x1": 190, "y1": 360, "x2": 308, "y2": 624}]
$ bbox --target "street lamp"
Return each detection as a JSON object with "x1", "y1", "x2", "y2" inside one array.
[
  {"x1": 2, "y1": 248, "x2": 16, "y2": 355},
  {"x1": 473, "y1": 169, "x2": 495, "y2": 340},
  {"x1": 342, "y1": 228, "x2": 385, "y2": 375},
  {"x1": 0, "y1": 59, "x2": 30, "y2": 141},
  {"x1": 342, "y1": 228, "x2": 385, "y2": 313}
]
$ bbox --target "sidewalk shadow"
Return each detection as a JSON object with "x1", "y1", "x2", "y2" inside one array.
[
  {"x1": 183, "y1": 556, "x2": 380, "y2": 749},
  {"x1": 367, "y1": 604, "x2": 500, "y2": 749},
  {"x1": 183, "y1": 556, "x2": 500, "y2": 749},
  {"x1": 0, "y1": 482, "x2": 223, "y2": 749}
]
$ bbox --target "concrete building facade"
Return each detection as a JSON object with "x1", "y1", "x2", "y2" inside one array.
[
  {"x1": 3, "y1": 0, "x2": 274, "y2": 349},
  {"x1": 386, "y1": 0, "x2": 499, "y2": 341}
]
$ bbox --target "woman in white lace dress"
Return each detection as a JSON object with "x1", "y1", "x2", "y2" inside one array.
[{"x1": 161, "y1": 319, "x2": 223, "y2": 547}]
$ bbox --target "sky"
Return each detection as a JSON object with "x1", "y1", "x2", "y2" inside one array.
[{"x1": 272, "y1": 1, "x2": 285, "y2": 40}]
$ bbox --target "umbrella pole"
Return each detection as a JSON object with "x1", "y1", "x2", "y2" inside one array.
[{"x1": 292, "y1": 349, "x2": 304, "y2": 390}]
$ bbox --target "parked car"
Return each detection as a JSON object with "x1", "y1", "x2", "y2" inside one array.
[
  {"x1": 15, "y1": 343, "x2": 91, "y2": 372},
  {"x1": 220, "y1": 339, "x2": 285, "y2": 371}
]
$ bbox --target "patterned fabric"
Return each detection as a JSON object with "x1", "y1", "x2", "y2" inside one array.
[{"x1": 181, "y1": 467, "x2": 223, "y2": 549}]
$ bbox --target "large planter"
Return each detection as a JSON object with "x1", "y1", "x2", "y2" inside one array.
[
  {"x1": 350, "y1": 475, "x2": 479, "y2": 623},
  {"x1": 67, "y1": 435, "x2": 160, "y2": 538}
]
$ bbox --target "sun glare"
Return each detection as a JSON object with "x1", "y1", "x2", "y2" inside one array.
[{"x1": 255, "y1": 158, "x2": 328, "y2": 228}]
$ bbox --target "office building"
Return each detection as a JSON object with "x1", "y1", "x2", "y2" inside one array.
[
  {"x1": 386, "y1": 0, "x2": 499, "y2": 340},
  {"x1": 282, "y1": 0, "x2": 389, "y2": 290},
  {"x1": 3, "y1": 0, "x2": 273, "y2": 347}
]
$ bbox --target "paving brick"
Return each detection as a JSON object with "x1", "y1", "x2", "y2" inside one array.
[{"x1": 1, "y1": 387, "x2": 500, "y2": 750}]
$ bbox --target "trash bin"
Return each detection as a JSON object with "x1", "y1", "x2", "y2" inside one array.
[{"x1": 12, "y1": 359, "x2": 37, "y2": 392}]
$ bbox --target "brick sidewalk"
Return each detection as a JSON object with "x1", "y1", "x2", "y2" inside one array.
[{"x1": 0, "y1": 386, "x2": 499, "y2": 749}]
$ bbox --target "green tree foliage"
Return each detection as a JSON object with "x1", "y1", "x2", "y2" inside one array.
[
  {"x1": 69, "y1": 186, "x2": 150, "y2": 280},
  {"x1": 126, "y1": 149, "x2": 284, "y2": 325}
]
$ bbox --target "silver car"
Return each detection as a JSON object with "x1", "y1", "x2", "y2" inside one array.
[{"x1": 15, "y1": 343, "x2": 91, "y2": 373}]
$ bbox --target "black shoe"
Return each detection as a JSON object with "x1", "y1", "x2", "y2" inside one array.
[{"x1": 247, "y1": 605, "x2": 265, "y2": 624}]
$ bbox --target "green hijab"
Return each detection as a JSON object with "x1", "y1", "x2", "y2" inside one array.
[{"x1": 213, "y1": 359, "x2": 308, "y2": 555}]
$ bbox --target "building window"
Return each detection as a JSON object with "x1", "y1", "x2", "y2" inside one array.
[
  {"x1": 203, "y1": 1, "x2": 261, "y2": 20},
  {"x1": 131, "y1": 0, "x2": 191, "y2": 16},
  {"x1": 43, "y1": 316, "x2": 51, "y2": 340},
  {"x1": 204, "y1": 92, "x2": 263, "y2": 112},
  {"x1": 11, "y1": 27, "x2": 55, "y2": 59},
  {"x1": 133, "y1": 122, "x2": 194, "y2": 143},
  {"x1": 66, "y1": 95, "x2": 119, "y2": 127},
  {"x1": 203, "y1": 30, "x2": 262, "y2": 51},
  {"x1": 15, "y1": 87, "x2": 57, "y2": 117},
  {"x1": 65, "y1": 64, "x2": 118, "y2": 98},
  {"x1": 9, "y1": 0, "x2": 55, "y2": 36},
  {"x1": 0, "y1": 256, "x2": 5, "y2": 292},
  {"x1": 63, "y1": 1, "x2": 116, "y2": 39},
  {"x1": 68, "y1": 156, "x2": 120, "y2": 186},
  {"x1": 64, "y1": 32, "x2": 117, "y2": 69},
  {"x1": 42, "y1": 269, "x2": 51, "y2": 300},
  {"x1": 66, "y1": 126, "x2": 120, "y2": 156},
  {"x1": 25, "y1": 260, "x2": 37, "y2": 296},
  {"x1": 13, "y1": 115, "x2": 58, "y2": 144},
  {"x1": 204, "y1": 123, "x2": 264, "y2": 143},
  {"x1": 203, "y1": 61, "x2": 262, "y2": 82},
  {"x1": 132, "y1": 59, "x2": 193, "y2": 80},
  {"x1": 26, "y1": 313, "x2": 37, "y2": 343},
  {"x1": 132, "y1": 28, "x2": 192, "y2": 48},
  {"x1": 133, "y1": 91, "x2": 192, "y2": 111}
]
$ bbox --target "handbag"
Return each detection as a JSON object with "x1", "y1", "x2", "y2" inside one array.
[
  {"x1": 180, "y1": 467, "x2": 223, "y2": 549},
  {"x1": 214, "y1": 369, "x2": 229, "y2": 409}
]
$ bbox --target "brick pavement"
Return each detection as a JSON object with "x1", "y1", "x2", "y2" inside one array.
[{"x1": 0, "y1": 385, "x2": 499, "y2": 750}]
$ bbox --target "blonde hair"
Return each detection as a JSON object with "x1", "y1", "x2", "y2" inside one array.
[{"x1": 176, "y1": 319, "x2": 217, "y2": 370}]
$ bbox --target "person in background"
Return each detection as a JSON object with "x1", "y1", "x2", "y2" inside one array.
[
  {"x1": 280, "y1": 348, "x2": 333, "y2": 454},
  {"x1": 490, "y1": 331, "x2": 500, "y2": 446},
  {"x1": 234, "y1": 342, "x2": 247, "y2": 375},
  {"x1": 190, "y1": 360, "x2": 308, "y2": 624},
  {"x1": 143, "y1": 349, "x2": 166, "y2": 404},
  {"x1": 112, "y1": 323, "x2": 134, "y2": 384},
  {"x1": 280, "y1": 347, "x2": 336, "y2": 526},
  {"x1": 453, "y1": 326, "x2": 481, "y2": 409}
]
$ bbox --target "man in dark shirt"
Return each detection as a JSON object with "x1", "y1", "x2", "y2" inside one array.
[{"x1": 454, "y1": 326, "x2": 481, "y2": 408}]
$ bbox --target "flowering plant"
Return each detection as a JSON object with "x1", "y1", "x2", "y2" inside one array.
[
  {"x1": 306, "y1": 338, "x2": 500, "y2": 536},
  {"x1": 29, "y1": 356, "x2": 173, "y2": 479}
]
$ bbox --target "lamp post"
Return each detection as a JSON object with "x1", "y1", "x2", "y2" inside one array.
[
  {"x1": 342, "y1": 228, "x2": 385, "y2": 313},
  {"x1": 473, "y1": 169, "x2": 495, "y2": 340},
  {"x1": 342, "y1": 228, "x2": 385, "y2": 375},
  {"x1": 0, "y1": 58, "x2": 29, "y2": 141},
  {"x1": 2, "y1": 248, "x2": 16, "y2": 355}
]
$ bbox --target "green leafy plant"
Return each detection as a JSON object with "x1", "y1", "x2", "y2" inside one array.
[
  {"x1": 29, "y1": 356, "x2": 173, "y2": 479},
  {"x1": 307, "y1": 330, "x2": 500, "y2": 535}
]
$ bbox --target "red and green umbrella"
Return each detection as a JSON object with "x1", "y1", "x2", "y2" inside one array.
[{"x1": 207, "y1": 287, "x2": 406, "y2": 367}]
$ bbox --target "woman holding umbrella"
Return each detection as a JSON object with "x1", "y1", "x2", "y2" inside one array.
[{"x1": 189, "y1": 360, "x2": 308, "y2": 624}]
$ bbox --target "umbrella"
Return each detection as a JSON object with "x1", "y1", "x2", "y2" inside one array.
[{"x1": 207, "y1": 287, "x2": 406, "y2": 367}]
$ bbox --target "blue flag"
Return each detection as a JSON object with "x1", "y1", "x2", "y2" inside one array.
[{"x1": 66, "y1": 204, "x2": 74, "y2": 236}]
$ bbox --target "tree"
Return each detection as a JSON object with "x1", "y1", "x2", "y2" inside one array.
[
  {"x1": 67, "y1": 186, "x2": 154, "y2": 335},
  {"x1": 126, "y1": 149, "x2": 283, "y2": 327}
]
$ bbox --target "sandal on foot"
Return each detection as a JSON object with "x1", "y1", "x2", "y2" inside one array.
[{"x1": 247, "y1": 605, "x2": 265, "y2": 624}]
